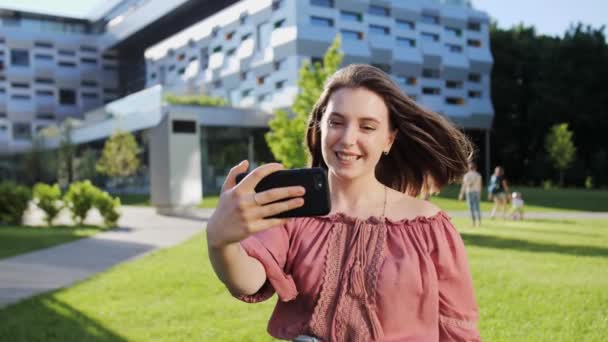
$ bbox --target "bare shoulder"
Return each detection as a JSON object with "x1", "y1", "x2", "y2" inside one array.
[{"x1": 387, "y1": 188, "x2": 442, "y2": 220}]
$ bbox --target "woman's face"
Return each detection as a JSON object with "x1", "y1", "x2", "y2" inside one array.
[{"x1": 320, "y1": 87, "x2": 396, "y2": 182}]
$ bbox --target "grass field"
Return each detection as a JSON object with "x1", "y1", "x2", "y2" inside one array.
[
  {"x1": 0, "y1": 225, "x2": 104, "y2": 260},
  {"x1": 1, "y1": 217, "x2": 606, "y2": 341},
  {"x1": 118, "y1": 186, "x2": 608, "y2": 212}
]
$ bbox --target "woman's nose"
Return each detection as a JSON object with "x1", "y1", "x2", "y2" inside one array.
[{"x1": 339, "y1": 125, "x2": 358, "y2": 146}]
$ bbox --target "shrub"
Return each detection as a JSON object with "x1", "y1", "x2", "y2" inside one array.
[
  {"x1": 585, "y1": 176, "x2": 594, "y2": 190},
  {"x1": 543, "y1": 179, "x2": 553, "y2": 190},
  {"x1": 0, "y1": 181, "x2": 32, "y2": 225},
  {"x1": 95, "y1": 191, "x2": 121, "y2": 227},
  {"x1": 64, "y1": 180, "x2": 99, "y2": 225},
  {"x1": 33, "y1": 183, "x2": 63, "y2": 226}
]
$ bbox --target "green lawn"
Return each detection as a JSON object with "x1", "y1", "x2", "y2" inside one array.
[
  {"x1": 121, "y1": 186, "x2": 608, "y2": 212},
  {"x1": 1, "y1": 218, "x2": 607, "y2": 341},
  {"x1": 0, "y1": 225, "x2": 104, "y2": 260},
  {"x1": 432, "y1": 185, "x2": 608, "y2": 212}
]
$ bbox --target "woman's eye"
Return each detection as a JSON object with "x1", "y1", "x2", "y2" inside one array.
[
  {"x1": 328, "y1": 119, "x2": 342, "y2": 126},
  {"x1": 362, "y1": 126, "x2": 376, "y2": 131}
]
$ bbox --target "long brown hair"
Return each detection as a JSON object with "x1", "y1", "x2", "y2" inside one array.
[{"x1": 306, "y1": 64, "x2": 473, "y2": 197}]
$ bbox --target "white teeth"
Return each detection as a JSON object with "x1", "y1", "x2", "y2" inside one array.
[{"x1": 336, "y1": 152, "x2": 359, "y2": 161}]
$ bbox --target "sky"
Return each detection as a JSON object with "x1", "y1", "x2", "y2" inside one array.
[{"x1": 0, "y1": 0, "x2": 605, "y2": 37}]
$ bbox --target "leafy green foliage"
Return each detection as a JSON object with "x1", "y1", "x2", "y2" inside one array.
[
  {"x1": 96, "y1": 130, "x2": 140, "y2": 178},
  {"x1": 545, "y1": 123, "x2": 577, "y2": 186},
  {"x1": 490, "y1": 23, "x2": 608, "y2": 186},
  {"x1": 33, "y1": 183, "x2": 63, "y2": 226},
  {"x1": 63, "y1": 181, "x2": 99, "y2": 225},
  {"x1": 0, "y1": 182, "x2": 32, "y2": 225},
  {"x1": 164, "y1": 93, "x2": 227, "y2": 107},
  {"x1": 94, "y1": 191, "x2": 121, "y2": 227},
  {"x1": 265, "y1": 35, "x2": 343, "y2": 168}
]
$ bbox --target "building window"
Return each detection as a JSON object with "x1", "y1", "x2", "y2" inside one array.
[
  {"x1": 446, "y1": 44, "x2": 463, "y2": 53},
  {"x1": 421, "y1": 32, "x2": 439, "y2": 42},
  {"x1": 225, "y1": 31, "x2": 235, "y2": 41},
  {"x1": 396, "y1": 37, "x2": 415, "y2": 47},
  {"x1": 35, "y1": 77, "x2": 54, "y2": 84},
  {"x1": 445, "y1": 27, "x2": 462, "y2": 37},
  {"x1": 368, "y1": 5, "x2": 389, "y2": 17},
  {"x1": 11, "y1": 82, "x2": 30, "y2": 89},
  {"x1": 226, "y1": 48, "x2": 236, "y2": 57},
  {"x1": 258, "y1": 93, "x2": 270, "y2": 102},
  {"x1": 34, "y1": 53, "x2": 53, "y2": 61},
  {"x1": 81, "y1": 58, "x2": 98, "y2": 65},
  {"x1": 421, "y1": 13, "x2": 439, "y2": 25},
  {"x1": 59, "y1": 89, "x2": 76, "y2": 105},
  {"x1": 242, "y1": 89, "x2": 252, "y2": 98},
  {"x1": 213, "y1": 46, "x2": 222, "y2": 53},
  {"x1": 240, "y1": 13, "x2": 248, "y2": 25},
  {"x1": 178, "y1": 67, "x2": 185, "y2": 75},
  {"x1": 275, "y1": 80, "x2": 286, "y2": 89},
  {"x1": 467, "y1": 39, "x2": 482, "y2": 47},
  {"x1": 446, "y1": 80, "x2": 463, "y2": 89},
  {"x1": 10, "y1": 49, "x2": 29, "y2": 66},
  {"x1": 274, "y1": 58, "x2": 285, "y2": 71},
  {"x1": 214, "y1": 80, "x2": 222, "y2": 89},
  {"x1": 58, "y1": 50, "x2": 76, "y2": 56},
  {"x1": 168, "y1": 65, "x2": 176, "y2": 71},
  {"x1": 396, "y1": 19, "x2": 414, "y2": 30},
  {"x1": 80, "y1": 45, "x2": 97, "y2": 52},
  {"x1": 371, "y1": 64, "x2": 390, "y2": 73},
  {"x1": 36, "y1": 113, "x2": 55, "y2": 120},
  {"x1": 11, "y1": 94, "x2": 31, "y2": 100},
  {"x1": 446, "y1": 97, "x2": 465, "y2": 105},
  {"x1": 59, "y1": 61, "x2": 76, "y2": 68},
  {"x1": 272, "y1": 0, "x2": 282, "y2": 11},
  {"x1": 241, "y1": 71, "x2": 250, "y2": 80},
  {"x1": 81, "y1": 80, "x2": 97, "y2": 87},
  {"x1": 35, "y1": 90, "x2": 54, "y2": 96},
  {"x1": 369, "y1": 24, "x2": 390, "y2": 35},
  {"x1": 211, "y1": 27, "x2": 219, "y2": 38},
  {"x1": 13, "y1": 122, "x2": 32, "y2": 141},
  {"x1": 82, "y1": 92, "x2": 99, "y2": 99},
  {"x1": 274, "y1": 19, "x2": 286, "y2": 29},
  {"x1": 422, "y1": 68, "x2": 440, "y2": 79},
  {"x1": 34, "y1": 41, "x2": 53, "y2": 48},
  {"x1": 341, "y1": 29, "x2": 363, "y2": 41},
  {"x1": 467, "y1": 21, "x2": 481, "y2": 31},
  {"x1": 257, "y1": 74, "x2": 267, "y2": 85},
  {"x1": 468, "y1": 90, "x2": 482, "y2": 98},
  {"x1": 468, "y1": 73, "x2": 481, "y2": 83},
  {"x1": 341, "y1": 11, "x2": 362, "y2": 22},
  {"x1": 241, "y1": 33, "x2": 252, "y2": 41},
  {"x1": 311, "y1": 56, "x2": 323, "y2": 66},
  {"x1": 422, "y1": 87, "x2": 441, "y2": 95},
  {"x1": 311, "y1": 0, "x2": 333, "y2": 8},
  {"x1": 189, "y1": 56, "x2": 197, "y2": 62},
  {"x1": 311, "y1": 16, "x2": 334, "y2": 27},
  {"x1": 397, "y1": 76, "x2": 417, "y2": 86}
]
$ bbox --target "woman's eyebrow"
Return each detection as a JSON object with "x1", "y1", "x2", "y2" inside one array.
[{"x1": 329, "y1": 111, "x2": 380, "y2": 123}]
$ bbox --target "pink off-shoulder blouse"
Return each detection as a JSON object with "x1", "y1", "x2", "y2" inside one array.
[{"x1": 236, "y1": 211, "x2": 481, "y2": 342}]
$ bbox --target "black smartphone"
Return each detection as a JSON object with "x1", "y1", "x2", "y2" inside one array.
[{"x1": 235, "y1": 167, "x2": 331, "y2": 218}]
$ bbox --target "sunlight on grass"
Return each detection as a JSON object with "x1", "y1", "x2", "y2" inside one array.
[{"x1": 1, "y1": 218, "x2": 606, "y2": 341}]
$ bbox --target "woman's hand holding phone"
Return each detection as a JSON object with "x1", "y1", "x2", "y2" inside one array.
[{"x1": 206, "y1": 160, "x2": 306, "y2": 249}]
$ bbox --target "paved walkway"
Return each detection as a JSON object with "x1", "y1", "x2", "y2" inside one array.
[
  {"x1": 0, "y1": 206, "x2": 212, "y2": 308},
  {"x1": 1, "y1": 205, "x2": 606, "y2": 309}
]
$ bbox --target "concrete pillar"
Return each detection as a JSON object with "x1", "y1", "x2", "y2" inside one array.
[{"x1": 149, "y1": 111, "x2": 202, "y2": 216}]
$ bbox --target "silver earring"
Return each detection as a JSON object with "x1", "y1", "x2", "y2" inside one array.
[{"x1": 383, "y1": 150, "x2": 389, "y2": 155}]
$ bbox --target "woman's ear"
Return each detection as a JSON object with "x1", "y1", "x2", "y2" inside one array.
[{"x1": 387, "y1": 129, "x2": 397, "y2": 150}]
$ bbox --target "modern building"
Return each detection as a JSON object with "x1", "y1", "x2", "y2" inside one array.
[{"x1": 0, "y1": 0, "x2": 494, "y2": 195}]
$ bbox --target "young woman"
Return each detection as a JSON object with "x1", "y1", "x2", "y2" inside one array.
[
  {"x1": 488, "y1": 166, "x2": 510, "y2": 219},
  {"x1": 207, "y1": 64, "x2": 481, "y2": 341}
]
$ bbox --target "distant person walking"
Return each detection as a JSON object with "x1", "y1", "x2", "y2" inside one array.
[
  {"x1": 459, "y1": 161, "x2": 483, "y2": 226},
  {"x1": 487, "y1": 166, "x2": 510, "y2": 219}
]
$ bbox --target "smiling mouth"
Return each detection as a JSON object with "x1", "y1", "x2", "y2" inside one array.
[{"x1": 335, "y1": 152, "x2": 361, "y2": 161}]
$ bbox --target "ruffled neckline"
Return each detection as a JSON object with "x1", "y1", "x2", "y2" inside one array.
[{"x1": 316, "y1": 210, "x2": 449, "y2": 226}]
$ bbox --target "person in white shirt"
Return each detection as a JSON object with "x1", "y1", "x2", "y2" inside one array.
[
  {"x1": 458, "y1": 162, "x2": 483, "y2": 226},
  {"x1": 509, "y1": 192, "x2": 525, "y2": 220}
]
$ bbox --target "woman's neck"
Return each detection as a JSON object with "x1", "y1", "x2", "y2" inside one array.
[{"x1": 328, "y1": 172, "x2": 386, "y2": 215}]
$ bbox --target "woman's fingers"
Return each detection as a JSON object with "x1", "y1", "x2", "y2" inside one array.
[
  {"x1": 221, "y1": 160, "x2": 249, "y2": 193},
  {"x1": 249, "y1": 197, "x2": 305, "y2": 220},
  {"x1": 251, "y1": 186, "x2": 305, "y2": 206},
  {"x1": 238, "y1": 163, "x2": 284, "y2": 190}
]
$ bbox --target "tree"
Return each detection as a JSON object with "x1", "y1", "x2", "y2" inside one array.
[
  {"x1": 58, "y1": 120, "x2": 77, "y2": 185},
  {"x1": 265, "y1": 35, "x2": 343, "y2": 168},
  {"x1": 545, "y1": 123, "x2": 576, "y2": 186},
  {"x1": 96, "y1": 130, "x2": 140, "y2": 181}
]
